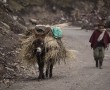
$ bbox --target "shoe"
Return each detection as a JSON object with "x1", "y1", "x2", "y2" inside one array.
[{"x1": 99, "y1": 61, "x2": 103, "y2": 69}]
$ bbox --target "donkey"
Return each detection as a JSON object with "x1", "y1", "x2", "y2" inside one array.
[{"x1": 32, "y1": 27, "x2": 54, "y2": 80}]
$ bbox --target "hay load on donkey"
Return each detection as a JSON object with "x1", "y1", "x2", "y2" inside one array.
[{"x1": 20, "y1": 25, "x2": 75, "y2": 80}]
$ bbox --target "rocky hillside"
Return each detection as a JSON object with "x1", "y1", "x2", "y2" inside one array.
[
  {"x1": 0, "y1": 0, "x2": 68, "y2": 83},
  {"x1": 0, "y1": 1, "x2": 26, "y2": 80}
]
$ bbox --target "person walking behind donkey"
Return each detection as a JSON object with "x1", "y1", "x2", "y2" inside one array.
[{"x1": 89, "y1": 23, "x2": 110, "y2": 69}]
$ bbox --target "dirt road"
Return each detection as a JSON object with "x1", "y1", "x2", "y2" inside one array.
[{"x1": 3, "y1": 27, "x2": 110, "y2": 90}]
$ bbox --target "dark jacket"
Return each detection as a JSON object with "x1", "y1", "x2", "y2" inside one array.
[{"x1": 89, "y1": 30, "x2": 110, "y2": 49}]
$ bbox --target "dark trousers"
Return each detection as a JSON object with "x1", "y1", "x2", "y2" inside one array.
[{"x1": 93, "y1": 47, "x2": 105, "y2": 68}]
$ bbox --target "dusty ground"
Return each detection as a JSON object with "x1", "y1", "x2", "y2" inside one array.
[{"x1": 1, "y1": 26, "x2": 110, "y2": 90}]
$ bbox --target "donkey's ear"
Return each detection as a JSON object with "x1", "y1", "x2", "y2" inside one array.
[
  {"x1": 41, "y1": 27, "x2": 50, "y2": 38},
  {"x1": 44, "y1": 27, "x2": 51, "y2": 36},
  {"x1": 33, "y1": 29, "x2": 37, "y2": 34},
  {"x1": 40, "y1": 27, "x2": 51, "y2": 39},
  {"x1": 33, "y1": 29, "x2": 40, "y2": 38}
]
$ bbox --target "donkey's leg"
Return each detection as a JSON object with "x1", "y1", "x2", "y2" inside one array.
[
  {"x1": 45, "y1": 63, "x2": 50, "y2": 78},
  {"x1": 38, "y1": 64, "x2": 42, "y2": 79},
  {"x1": 49, "y1": 63, "x2": 53, "y2": 78},
  {"x1": 41, "y1": 62, "x2": 45, "y2": 79},
  {"x1": 38, "y1": 60, "x2": 44, "y2": 79}
]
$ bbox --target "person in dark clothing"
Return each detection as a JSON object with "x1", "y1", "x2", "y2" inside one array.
[{"x1": 89, "y1": 24, "x2": 110, "y2": 69}]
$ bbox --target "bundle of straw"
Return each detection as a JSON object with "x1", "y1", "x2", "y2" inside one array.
[
  {"x1": 20, "y1": 35, "x2": 37, "y2": 66},
  {"x1": 20, "y1": 32, "x2": 75, "y2": 68}
]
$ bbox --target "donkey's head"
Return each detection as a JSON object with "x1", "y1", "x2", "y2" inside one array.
[
  {"x1": 33, "y1": 27, "x2": 51, "y2": 57},
  {"x1": 33, "y1": 38, "x2": 45, "y2": 57}
]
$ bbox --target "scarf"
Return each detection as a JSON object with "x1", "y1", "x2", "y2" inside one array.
[{"x1": 97, "y1": 29, "x2": 106, "y2": 42}]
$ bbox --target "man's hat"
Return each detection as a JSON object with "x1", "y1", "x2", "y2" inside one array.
[
  {"x1": 97, "y1": 19, "x2": 106, "y2": 27},
  {"x1": 97, "y1": 23, "x2": 105, "y2": 27}
]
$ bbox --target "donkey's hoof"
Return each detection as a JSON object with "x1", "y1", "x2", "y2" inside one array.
[
  {"x1": 99, "y1": 67, "x2": 103, "y2": 69},
  {"x1": 38, "y1": 76, "x2": 42, "y2": 79},
  {"x1": 42, "y1": 75, "x2": 45, "y2": 79},
  {"x1": 45, "y1": 75, "x2": 48, "y2": 78},
  {"x1": 96, "y1": 64, "x2": 98, "y2": 67},
  {"x1": 37, "y1": 77, "x2": 41, "y2": 81},
  {"x1": 49, "y1": 74, "x2": 53, "y2": 78},
  {"x1": 38, "y1": 76, "x2": 45, "y2": 81}
]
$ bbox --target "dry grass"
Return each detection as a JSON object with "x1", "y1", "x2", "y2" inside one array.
[{"x1": 20, "y1": 35, "x2": 37, "y2": 67}]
